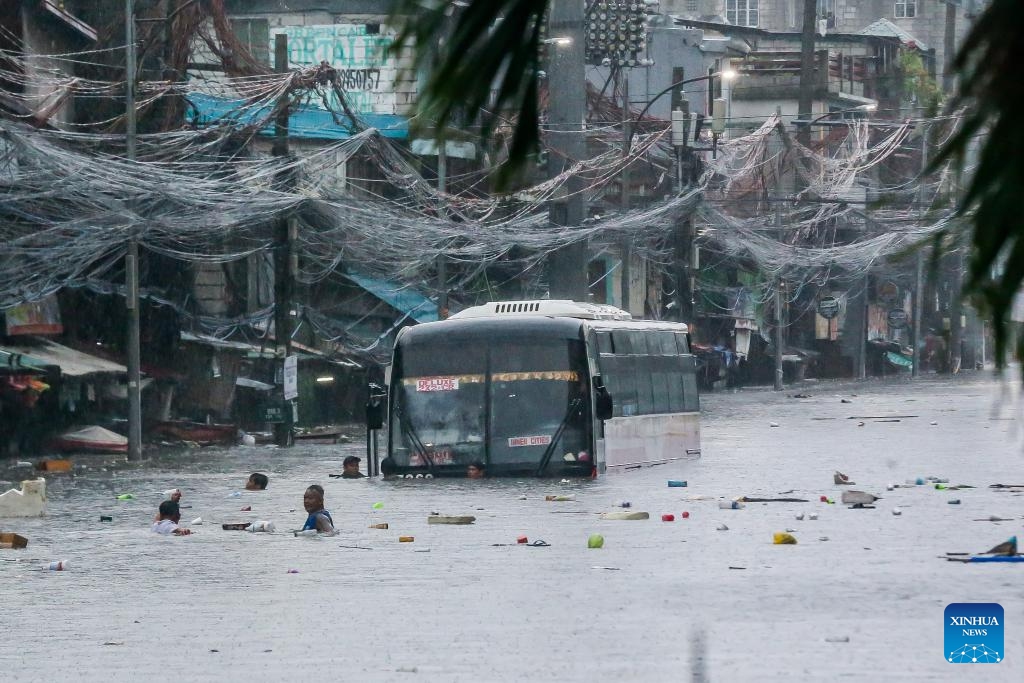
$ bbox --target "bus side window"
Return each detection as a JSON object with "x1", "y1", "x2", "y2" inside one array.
[
  {"x1": 611, "y1": 330, "x2": 631, "y2": 354},
  {"x1": 634, "y1": 356, "x2": 655, "y2": 415},
  {"x1": 596, "y1": 331, "x2": 613, "y2": 355},
  {"x1": 657, "y1": 331, "x2": 677, "y2": 355},
  {"x1": 674, "y1": 332, "x2": 690, "y2": 355},
  {"x1": 649, "y1": 356, "x2": 673, "y2": 413}
]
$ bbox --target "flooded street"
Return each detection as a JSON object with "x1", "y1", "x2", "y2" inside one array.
[{"x1": 2, "y1": 374, "x2": 1023, "y2": 681}]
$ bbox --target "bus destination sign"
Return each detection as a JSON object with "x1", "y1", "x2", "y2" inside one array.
[
  {"x1": 508, "y1": 435, "x2": 553, "y2": 447},
  {"x1": 416, "y1": 377, "x2": 460, "y2": 392}
]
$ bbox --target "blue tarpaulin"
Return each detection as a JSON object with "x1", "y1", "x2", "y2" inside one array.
[
  {"x1": 186, "y1": 93, "x2": 408, "y2": 140},
  {"x1": 346, "y1": 273, "x2": 438, "y2": 324}
]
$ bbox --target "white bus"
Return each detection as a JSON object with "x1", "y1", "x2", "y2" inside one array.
[{"x1": 366, "y1": 300, "x2": 700, "y2": 477}]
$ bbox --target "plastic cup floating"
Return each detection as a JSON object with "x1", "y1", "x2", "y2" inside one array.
[
  {"x1": 517, "y1": 535, "x2": 529, "y2": 544},
  {"x1": 681, "y1": 511, "x2": 690, "y2": 519},
  {"x1": 661, "y1": 514, "x2": 675, "y2": 522},
  {"x1": 47, "y1": 560, "x2": 68, "y2": 571}
]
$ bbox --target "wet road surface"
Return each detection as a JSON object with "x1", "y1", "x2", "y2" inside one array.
[{"x1": 2, "y1": 374, "x2": 1023, "y2": 681}]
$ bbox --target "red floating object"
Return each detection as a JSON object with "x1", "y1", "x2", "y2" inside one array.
[
  {"x1": 516, "y1": 535, "x2": 528, "y2": 544},
  {"x1": 240, "y1": 506, "x2": 251, "y2": 511},
  {"x1": 681, "y1": 511, "x2": 690, "y2": 519},
  {"x1": 819, "y1": 495, "x2": 828, "y2": 503},
  {"x1": 661, "y1": 514, "x2": 675, "y2": 522}
]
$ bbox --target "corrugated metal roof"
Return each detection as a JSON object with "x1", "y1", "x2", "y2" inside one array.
[
  {"x1": 859, "y1": 19, "x2": 927, "y2": 49},
  {"x1": 0, "y1": 338, "x2": 126, "y2": 376},
  {"x1": 345, "y1": 272, "x2": 438, "y2": 324}
]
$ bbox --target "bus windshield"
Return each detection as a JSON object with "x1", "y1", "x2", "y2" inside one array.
[{"x1": 390, "y1": 337, "x2": 590, "y2": 473}]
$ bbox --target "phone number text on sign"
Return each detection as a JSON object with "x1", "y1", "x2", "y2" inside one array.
[
  {"x1": 416, "y1": 377, "x2": 460, "y2": 392},
  {"x1": 508, "y1": 435, "x2": 553, "y2": 447}
]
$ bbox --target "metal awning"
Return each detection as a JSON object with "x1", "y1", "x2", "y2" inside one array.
[
  {"x1": 0, "y1": 338, "x2": 127, "y2": 376},
  {"x1": 345, "y1": 272, "x2": 439, "y2": 324}
]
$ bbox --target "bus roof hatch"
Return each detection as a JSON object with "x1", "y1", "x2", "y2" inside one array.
[{"x1": 449, "y1": 300, "x2": 632, "y2": 321}]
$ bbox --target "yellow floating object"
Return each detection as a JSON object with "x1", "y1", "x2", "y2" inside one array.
[
  {"x1": 399, "y1": 536, "x2": 414, "y2": 543},
  {"x1": 773, "y1": 532, "x2": 798, "y2": 545},
  {"x1": 368, "y1": 523, "x2": 389, "y2": 529}
]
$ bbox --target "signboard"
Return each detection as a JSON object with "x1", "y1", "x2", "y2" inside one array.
[
  {"x1": 263, "y1": 403, "x2": 286, "y2": 424},
  {"x1": 508, "y1": 435, "x2": 553, "y2": 448},
  {"x1": 817, "y1": 296, "x2": 841, "y2": 320},
  {"x1": 887, "y1": 309, "x2": 909, "y2": 330},
  {"x1": 416, "y1": 377, "x2": 459, "y2": 392},
  {"x1": 271, "y1": 24, "x2": 408, "y2": 115},
  {"x1": 4, "y1": 295, "x2": 63, "y2": 335},
  {"x1": 283, "y1": 355, "x2": 298, "y2": 401}
]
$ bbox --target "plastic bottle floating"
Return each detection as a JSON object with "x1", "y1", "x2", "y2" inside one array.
[
  {"x1": 718, "y1": 501, "x2": 745, "y2": 510},
  {"x1": 116, "y1": 494, "x2": 134, "y2": 501},
  {"x1": 667, "y1": 480, "x2": 688, "y2": 488},
  {"x1": 372, "y1": 502, "x2": 384, "y2": 510},
  {"x1": 545, "y1": 495, "x2": 575, "y2": 502}
]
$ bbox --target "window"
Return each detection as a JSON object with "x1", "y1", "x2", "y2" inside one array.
[
  {"x1": 231, "y1": 19, "x2": 270, "y2": 66},
  {"x1": 725, "y1": 0, "x2": 758, "y2": 28},
  {"x1": 817, "y1": 0, "x2": 836, "y2": 28},
  {"x1": 894, "y1": 1, "x2": 916, "y2": 19},
  {"x1": 687, "y1": 0, "x2": 700, "y2": 11}
]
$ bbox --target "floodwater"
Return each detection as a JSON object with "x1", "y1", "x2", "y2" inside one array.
[{"x1": 2, "y1": 375, "x2": 1023, "y2": 681}]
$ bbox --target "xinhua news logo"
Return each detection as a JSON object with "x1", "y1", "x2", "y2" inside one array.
[{"x1": 945, "y1": 603, "x2": 1004, "y2": 664}]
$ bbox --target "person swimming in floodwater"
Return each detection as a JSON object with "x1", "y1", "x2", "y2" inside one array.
[
  {"x1": 467, "y1": 461, "x2": 486, "y2": 479},
  {"x1": 301, "y1": 485, "x2": 335, "y2": 533},
  {"x1": 245, "y1": 472, "x2": 269, "y2": 490}
]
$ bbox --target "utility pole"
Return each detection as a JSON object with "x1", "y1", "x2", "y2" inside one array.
[
  {"x1": 773, "y1": 108, "x2": 784, "y2": 391},
  {"x1": 437, "y1": 141, "x2": 448, "y2": 318},
  {"x1": 546, "y1": 0, "x2": 587, "y2": 301},
  {"x1": 273, "y1": 34, "x2": 294, "y2": 447},
  {"x1": 911, "y1": 129, "x2": 928, "y2": 378},
  {"x1": 673, "y1": 100, "x2": 693, "y2": 323},
  {"x1": 619, "y1": 71, "x2": 631, "y2": 312},
  {"x1": 796, "y1": 0, "x2": 817, "y2": 147},
  {"x1": 943, "y1": 1, "x2": 957, "y2": 94},
  {"x1": 125, "y1": 0, "x2": 143, "y2": 460}
]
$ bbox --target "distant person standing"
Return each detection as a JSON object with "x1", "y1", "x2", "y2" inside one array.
[
  {"x1": 341, "y1": 455, "x2": 365, "y2": 479},
  {"x1": 245, "y1": 473, "x2": 269, "y2": 490},
  {"x1": 301, "y1": 485, "x2": 335, "y2": 533}
]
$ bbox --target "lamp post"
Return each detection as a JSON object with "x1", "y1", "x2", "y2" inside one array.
[{"x1": 627, "y1": 70, "x2": 736, "y2": 325}]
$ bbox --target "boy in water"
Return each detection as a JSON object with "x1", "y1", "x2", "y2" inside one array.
[
  {"x1": 301, "y1": 485, "x2": 335, "y2": 533},
  {"x1": 152, "y1": 501, "x2": 192, "y2": 536},
  {"x1": 245, "y1": 472, "x2": 269, "y2": 490}
]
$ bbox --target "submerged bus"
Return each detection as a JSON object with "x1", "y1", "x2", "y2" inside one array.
[{"x1": 367, "y1": 300, "x2": 700, "y2": 477}]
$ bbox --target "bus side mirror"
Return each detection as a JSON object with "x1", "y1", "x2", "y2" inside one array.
[
  {"x1": 366, "y1": 382, "x2": 385, "y2": 430},
  {"x1": 593, "y1": 377, "x2": 613, "y2": 421},
  {"x1": 366, "y1": 400, "x2": 384, "y2": 430}
]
